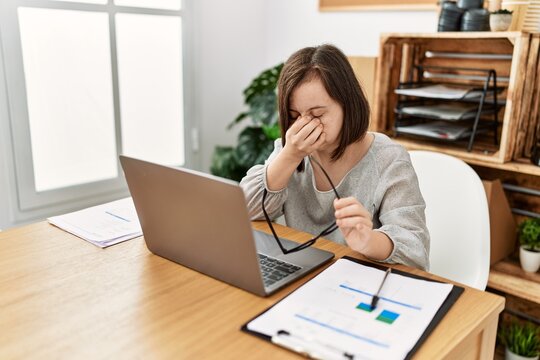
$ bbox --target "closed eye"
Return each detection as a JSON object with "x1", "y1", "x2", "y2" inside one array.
[{"x1": 289, "y1": 111, "x2": 300, "y2": 119}]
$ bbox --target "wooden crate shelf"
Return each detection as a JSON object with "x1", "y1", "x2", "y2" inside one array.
[
  {"x1": 488, "y1": 258, "x2": 540, "y2": 305},
  {"x1": 373, "y1": 32, "x2": 534, "y2": 164},
  {"x1": 395, "y1": 138, "x2": 540, "y2": 176}
]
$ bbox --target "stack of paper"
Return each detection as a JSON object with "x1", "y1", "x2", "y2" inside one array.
[
  {"x1": 396, "y1": 121, "x2": 474, "y2": 140},
  {"x1": 399, "y1": 104, "x2": 479, "y2": 121},
  {"x1": 395, "y1": 84, "x2": 483, "y2": 100},
  {"x1": 48, "y1": 197, "x2": 142, "y2": 248}
]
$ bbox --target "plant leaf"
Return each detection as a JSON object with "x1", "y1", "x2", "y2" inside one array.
[
  {"x1": 210, "y1": 146, "x2": 249, "y2": 182},
  {"x1": 262, "y1": 123, "x2": 281, "y2": 140},
  {"x1": 234, "y1": 127, "x2": 274, "y2": 168}
]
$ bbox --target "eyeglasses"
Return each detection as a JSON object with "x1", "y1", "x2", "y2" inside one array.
[{"x1": 261, "y1": 156, "x2": 341, "y2": 254}]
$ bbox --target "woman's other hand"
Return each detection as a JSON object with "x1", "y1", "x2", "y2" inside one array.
[{"x1": 334, "y1": 197, "x2": 373, "y2": 253}]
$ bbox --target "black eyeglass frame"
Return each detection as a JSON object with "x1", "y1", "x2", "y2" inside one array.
[{"x1": 261, "y1": 156, "x2": 341, "y2": 254}]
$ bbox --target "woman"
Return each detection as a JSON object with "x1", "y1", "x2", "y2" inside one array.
[{"x1": 240, "y1": 44, "x2": 429, "y2": 270}]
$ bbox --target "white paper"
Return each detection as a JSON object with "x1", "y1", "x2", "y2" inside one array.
[
  {"x1": 399, "y1": 104, "x2": 478, "y2": 121},
  {"x1": 248, "y1": 259, "x2": 453, "y2": 360},
  {"x1": 48, "y1": 197, "x2": 142, "y2": 248},
  {"x1": 395, "y1": 84, "x2": 483, "y2": 100},
  {"x1": 396, "y1": 121, "x2": 477, "y2": 140}
]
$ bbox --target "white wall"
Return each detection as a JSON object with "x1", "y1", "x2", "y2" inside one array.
[
  {"x1": 194, "y1": 0, "x2": 267, "y2": 172},
  {"x1": 197, "y1": 0, "x2": 439, "y2": 172},
  {"x1": 264, "y1": 0, "x2": 438, "y2": 64}
]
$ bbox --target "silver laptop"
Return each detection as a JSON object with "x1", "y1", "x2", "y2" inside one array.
[{"x1": 120, "y1": 156, "x2": 334, "y2": 296}]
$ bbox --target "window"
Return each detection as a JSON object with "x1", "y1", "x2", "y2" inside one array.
[{"x1": 0, "y1": 0, "x2": 191, "y2": 212}]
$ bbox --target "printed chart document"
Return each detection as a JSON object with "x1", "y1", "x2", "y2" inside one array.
[
  {"x1": 48, "y1": 197, "x2": 142, "y2": 248},
  {"x1": 245, "y1": 258, "x2": 456, "y2": 360}
]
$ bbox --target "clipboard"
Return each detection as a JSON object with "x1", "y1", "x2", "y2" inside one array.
[{"x1": 241, "y1": 256, "x2": 464, "y2": 359}]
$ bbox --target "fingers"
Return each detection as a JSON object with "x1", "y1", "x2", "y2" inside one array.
[
  {"x1": 285, "y1": 115, "x2": 325, "y2": 154},
  {"x1": 334, "y1": 197, "x2": 371, "y2": 219},
  {"x1": 336, "y1": 216, "x2": 372, "y2": 229},
  {"x1": 288, "y1": 115, "x2": 313, "y2": 133},
  {"x1": 304, "y1": 123, "x2": 324, "y2": 145},
  {"x1": 311, "y1": 131, "x2": 326, "y2": 148},
  {"x1": 295, "y1": 117, "x2": 322, "y2": 140}
]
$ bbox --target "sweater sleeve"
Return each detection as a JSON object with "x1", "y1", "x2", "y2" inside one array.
[
  {"x1": 239, "y1": 139, "x2": 288, "y2": 221},
  {"x1": 373, "y1": 158, "x2": 430, "y2": 271}
]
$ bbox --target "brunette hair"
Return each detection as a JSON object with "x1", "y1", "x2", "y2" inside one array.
[{"x1": 277, "y1": 44, "x2": 370, "y2": 171}]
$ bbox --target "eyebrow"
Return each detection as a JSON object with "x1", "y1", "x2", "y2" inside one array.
[{"x1": 289, "y1": 106, "x2": 327, "y2": 113}]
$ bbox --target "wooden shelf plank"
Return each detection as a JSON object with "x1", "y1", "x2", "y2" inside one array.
[
  {"x1": 488, "y1": 259, "x2": 540, "y2": 304},
  {"x1": 319, "y1": 0, "x2": 438, "y2": 11},
  {"x1": 395, "y1": 138, "x2": 540, "y2": 176},
  {"x1": 466, "y1": 158, "x2": 540, "y2": 176},
  {"x1": 381, "y1": 32, "x2": 524, "y2": 40}
]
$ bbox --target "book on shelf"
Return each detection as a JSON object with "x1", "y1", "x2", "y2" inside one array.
[
  {"x1": 398, "y1": 104, "x2": 480, "y2": 121},
  {"x1": 395, "y1": 84, "x2": 485, "y2": 100},
  {"x1": 396, "y1": 121, "x2": 483, "y2": 140}
]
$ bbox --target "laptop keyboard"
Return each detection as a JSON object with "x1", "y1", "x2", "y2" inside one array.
[{"x1": 258, "y1": 254, "x2": 302, "y2": 287}]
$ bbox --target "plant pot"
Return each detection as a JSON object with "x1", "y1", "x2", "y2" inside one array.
[
  {"x1": 501, "y1": 1, "x2": 529, "y2": 31},
  {"x1": 519, "y1": 245, "x2": 540, "y2": 273},
  {"x1": 490, "y1": 13, "x2": 513, "y2": 31},
  {"x1": 506, "y1": 347, "x2": 540, "y2": 360}
]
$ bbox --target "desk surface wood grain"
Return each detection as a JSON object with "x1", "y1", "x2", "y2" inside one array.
[{"x1": 0, "y1": 221, "x2": 504, "y2": 359}]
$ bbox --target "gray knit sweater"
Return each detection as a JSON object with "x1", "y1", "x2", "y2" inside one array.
[{"x1": 239, "y1": 133, "x2": 430, "y2": 270}]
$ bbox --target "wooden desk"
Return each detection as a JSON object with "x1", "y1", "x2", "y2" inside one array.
[{"x1": 0, "y1": 221, "x2": 504, "y2": 359}]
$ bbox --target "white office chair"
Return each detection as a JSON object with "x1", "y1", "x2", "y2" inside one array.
[{"x1": 409, "y1": 150, "x2": 490, "y2": 290}]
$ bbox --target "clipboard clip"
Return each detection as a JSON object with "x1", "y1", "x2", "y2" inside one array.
[{"x1": 272, "y1": 330, "x2": 355, "y2": 360}]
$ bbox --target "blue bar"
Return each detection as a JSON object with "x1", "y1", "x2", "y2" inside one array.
[
  {"x1": 105, "y1": 211, "x2": 131, "y2": 222},
  {"x1": 339, "y1": 284, "x2": 422, "y2": 310},
  {"x1": 294, "y1": 314, "x2": 390, "y2": 348}
]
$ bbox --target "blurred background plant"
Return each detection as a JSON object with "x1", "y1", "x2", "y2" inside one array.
[
  {"x1": 517, "y1": 217, "x2": 540, "y2": 272},
  {"x1": 210, "y1": 63, "x2": 283, "y2": 181},
  {"x1": 498, "y1": 320, "x2": 540, "y2": 359},
  {"x1": 519, "y1": 218, "x2": 540, "y2": 251}
]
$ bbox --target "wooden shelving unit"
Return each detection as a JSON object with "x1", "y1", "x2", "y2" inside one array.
[
  {"x1": 371, "y1": 32, "x2": 540, "y2": 328},
  {"x1": 373, "y1": 31, "x2": 533, "y2": 164},
  {"x1": 489, "y1": 258, "x2": 540, "y2": 360}
]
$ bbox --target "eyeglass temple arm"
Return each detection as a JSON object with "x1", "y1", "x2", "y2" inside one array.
[{"x1": 262, "y1": 189, "x2": 291, "y2": 254}]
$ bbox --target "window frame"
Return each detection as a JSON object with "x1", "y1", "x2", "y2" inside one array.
[{"x1": 0, "y1": 0, "x2": 194, "y2": 212}]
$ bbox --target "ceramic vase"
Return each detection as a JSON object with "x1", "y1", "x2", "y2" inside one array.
[
  {"x1": 490, "y1": 13, "x2": 513, "y2": 30},
  {"x1": 505, "y1": 347, "x2": 540, "y2": 360},
  {"x1": 519, "y1": 245, "x2": 540, "y2": 273}
]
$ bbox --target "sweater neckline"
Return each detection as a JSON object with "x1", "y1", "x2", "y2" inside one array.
[{"x1": 308, "y1": 132, "x2": 378, "y2": 194}]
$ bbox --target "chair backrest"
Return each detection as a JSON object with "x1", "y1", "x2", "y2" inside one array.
[{"x1": 409, "y1": 150, "x2": 490, "y2": 290}]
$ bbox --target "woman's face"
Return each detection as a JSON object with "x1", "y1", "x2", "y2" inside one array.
[{"x1": 288, "y1": 76, "x2": 344, "y2": 152}]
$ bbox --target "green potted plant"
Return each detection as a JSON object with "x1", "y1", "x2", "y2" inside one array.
[
  {"x1": 518, "y1": 218, "x2": 540, "y2": 272},
  {"x1": 210, "y1": 63, "x2": 283, "y2": 182},
  {"x1": 490, "y1": 9, "x2": 513, "y2": 31},
  {"x1": 498, "y1": 321, "x2": 540, "y2": 360}
]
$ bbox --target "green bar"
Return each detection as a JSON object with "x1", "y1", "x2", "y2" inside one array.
[
  {"x1": 356, "y1": 302, "x2": 374, "y2": 312},
  {"x1": 376, "y1": 315, "x2": 395, "y2": 324}
]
